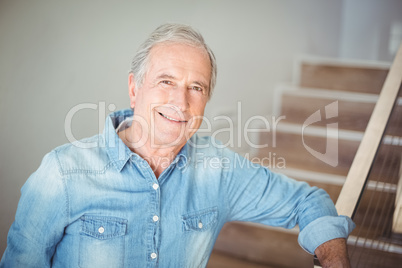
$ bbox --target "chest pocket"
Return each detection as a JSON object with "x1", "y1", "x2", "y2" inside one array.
[
  {"x1": 79, "y1": 215, "x2": 127, "y2": 268},
  {"x1": 182, "y1": 207, "x2": 218, "y2": 232}
]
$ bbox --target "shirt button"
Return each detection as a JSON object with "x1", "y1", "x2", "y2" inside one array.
[
  {"x1": 98, "y1": 226, "x2": 105, "y2": 234},
  {"x1": 150, "y1": 252, "x2": 157, "y2": 259},
  {"x1": 152, "y1": 183, "x2": 159, "y2": 190},
  {"x1": 198, "y1": 222, "x2": 203, "y2": 229},
  {"x1": 153, "y1": 215, "x2": 159, "y2": 222}
]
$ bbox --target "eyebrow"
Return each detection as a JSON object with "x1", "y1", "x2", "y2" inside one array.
[
  {"x1": 155, "y1": 73, "x2": 209, "y2": 91},
  {"x1": 192, "y1": 80, "x2": 209, "y2": 91},
  {"x1": 155, "y1": 73, "x2": 176, "y2": 81}
]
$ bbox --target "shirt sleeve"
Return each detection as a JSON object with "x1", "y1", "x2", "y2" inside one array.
[
  {"x1": 222, "y1": 149, "x2": 355, "y2": 255},
  {"x1": 0, "y1": 151, "x2": 68, "y2": 267}
]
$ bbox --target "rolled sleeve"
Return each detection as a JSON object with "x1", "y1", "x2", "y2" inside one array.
[{"x1": 298, "y1": 215, "x2": 355, "y2": 254}]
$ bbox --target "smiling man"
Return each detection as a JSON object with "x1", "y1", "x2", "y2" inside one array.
[
  {"x1": 1, "y1": 24, "x2": 354, "y2": 268},
  {"x1": 118, "y1": 41, "x2": 211, "y2": 177}
]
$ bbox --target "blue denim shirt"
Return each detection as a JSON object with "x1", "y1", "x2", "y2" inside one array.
[{"x1": 1, "y1": 109, "x2": 354, "y2": 268}]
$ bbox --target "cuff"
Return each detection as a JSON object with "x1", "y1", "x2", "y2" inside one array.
[{"x1": 298, "y1": 215, "x2": 355, "y2": 255}]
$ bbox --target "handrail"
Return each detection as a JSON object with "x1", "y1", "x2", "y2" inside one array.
[
  {"x1": 335, "y1": 43, "x2": 402, "y2": 218},
  {"x1": 314, "y1": 43, "x2": 402, "y2": 268}
]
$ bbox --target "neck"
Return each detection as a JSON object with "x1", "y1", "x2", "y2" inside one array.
[{"x1": 118, "y1": 127, "x2": 184, "y2": 178}]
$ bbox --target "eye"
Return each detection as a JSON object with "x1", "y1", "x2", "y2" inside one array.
[
  {"x1": 160, "y1": 80, "x2": 173, "y2": 85},
  {"x1": 190, "y1": 86, "x2": 203, "y2": 92}
]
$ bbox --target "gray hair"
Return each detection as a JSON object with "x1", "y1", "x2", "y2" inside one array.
[{"x1": 130, "y1": 23, "x2": 217, "y2": 98}]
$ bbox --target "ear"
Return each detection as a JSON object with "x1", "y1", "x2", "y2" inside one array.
[{"x1": 128, "y1": 73, "x2": 137, "y2": 109}]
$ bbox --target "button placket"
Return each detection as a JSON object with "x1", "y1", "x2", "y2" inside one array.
[{"x1": 149, "y1": 181, "x2": 160, "y2": 264}]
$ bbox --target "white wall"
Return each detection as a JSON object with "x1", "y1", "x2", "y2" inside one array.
[
  {"x1": 0, "y1": 0, "x2": 400, "y2": 257},
  {"x1": 340, "y1": 0, "x2": 402, "y2": 61}
]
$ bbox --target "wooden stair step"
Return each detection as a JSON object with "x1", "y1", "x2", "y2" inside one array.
[
  {"x1": 257, "y1": 125, "x2": 359, "y2": 176},
  {"x1": 295, "y1": 57, "x2": 390, "y2": 94},
  {"x1": 212, "y1": 222, "x2": 313, "y2": 268},
  {"x1": 276, "y1": 86, "x2": 402, "y2": 135},
  {"x1": 207, "y1": 250, "x2": 276, "y2": 268},
  {"x1": 347, "y1": 239, "x2": 402, "y2": 268},
  {"x1": 256, "y1": 123, "x2": 401, "y2": 177},
  {"x1": 272, "y1": 168, "x2": 397, "y2": 211},
  {"x1": 212, "y1": 218, "x2": 401, "y2": 268}
]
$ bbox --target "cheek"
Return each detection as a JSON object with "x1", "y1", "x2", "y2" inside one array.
[
  {"x1": 190, "y1": 106, "x2": 206, "y2": 125},
  {"x1": 190, "y1": 98, "x2": 207, "y2": 116},
  {"x1": 138, "y1": 90, "x2": 168, "y2": 112},
  {"x1": 188, "y1": 106, "x2": 206, "y2": 134}
]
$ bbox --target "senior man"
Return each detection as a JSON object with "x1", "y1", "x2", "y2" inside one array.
[{"x1": 1, "y1": 23, "x2": 354, "y2": 267}]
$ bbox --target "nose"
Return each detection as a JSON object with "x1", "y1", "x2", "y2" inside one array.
[{"x1": 169, "y1": 86, "x2": 189, "y2": 112}]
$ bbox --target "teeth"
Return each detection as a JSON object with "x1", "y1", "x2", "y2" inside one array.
[{"x1": 159, "y1": 112, "x2": 185, "y2": 122}]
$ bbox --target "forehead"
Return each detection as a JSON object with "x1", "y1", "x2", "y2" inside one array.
[{"x1": 146, "y1": 43, "x2": 211, "y2": 86}]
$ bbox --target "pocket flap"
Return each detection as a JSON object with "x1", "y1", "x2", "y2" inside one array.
[
  {"x1": 80, "y1": 215, "x2": 127, "y2": 240},
  {"x1": 182, "y1": 207, "x2": 218, "y2": 232}
]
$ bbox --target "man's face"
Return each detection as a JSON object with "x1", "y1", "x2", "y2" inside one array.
[{"x1": 129, "y1": 42, "x2": 211, "y2": 149}]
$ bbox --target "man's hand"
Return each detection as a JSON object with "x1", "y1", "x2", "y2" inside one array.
[{"x1": 314, "y1": 238, "x2": 351, "y2": 268}]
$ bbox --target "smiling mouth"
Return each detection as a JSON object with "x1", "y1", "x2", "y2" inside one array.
[{"x1": 158, "y1": 112, "x2": 187, "y2": 123}]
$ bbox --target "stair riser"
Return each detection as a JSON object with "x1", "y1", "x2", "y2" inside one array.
[
  {"x1": 299, "y1": 63, "x2": 388, "y2": 94},
  {"x1": 280, "y1": 94, "x2": 402, "y2": 135},
  {"x1": 348, "y1": 242, "x2": 402, "y2": 268},
  {"x1": 257, "y1": 131, "x2": 401, "y2": 177},
  {"x1": 213, "y1": 222, "x2": 312, "y2": 268}
]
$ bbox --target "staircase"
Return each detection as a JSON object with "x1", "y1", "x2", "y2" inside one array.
[{"x1": 207, "y1": 56, "x2": 402, "y2": 267}]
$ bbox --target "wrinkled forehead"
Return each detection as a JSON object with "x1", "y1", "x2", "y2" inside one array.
[{"x1": 147, "y1": 42, "x2": 212, "y2": 93}]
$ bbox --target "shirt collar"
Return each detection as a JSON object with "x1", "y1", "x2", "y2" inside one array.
[
  {"x1": 174, "y1": 141, "x2": 189, "y2": 166},
  {"x1": 104, "y1": 109, "x2": 189, "y2": 172},
  {"x1": 104, "y1": 109, "x2": 135, "y2": 172}
]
